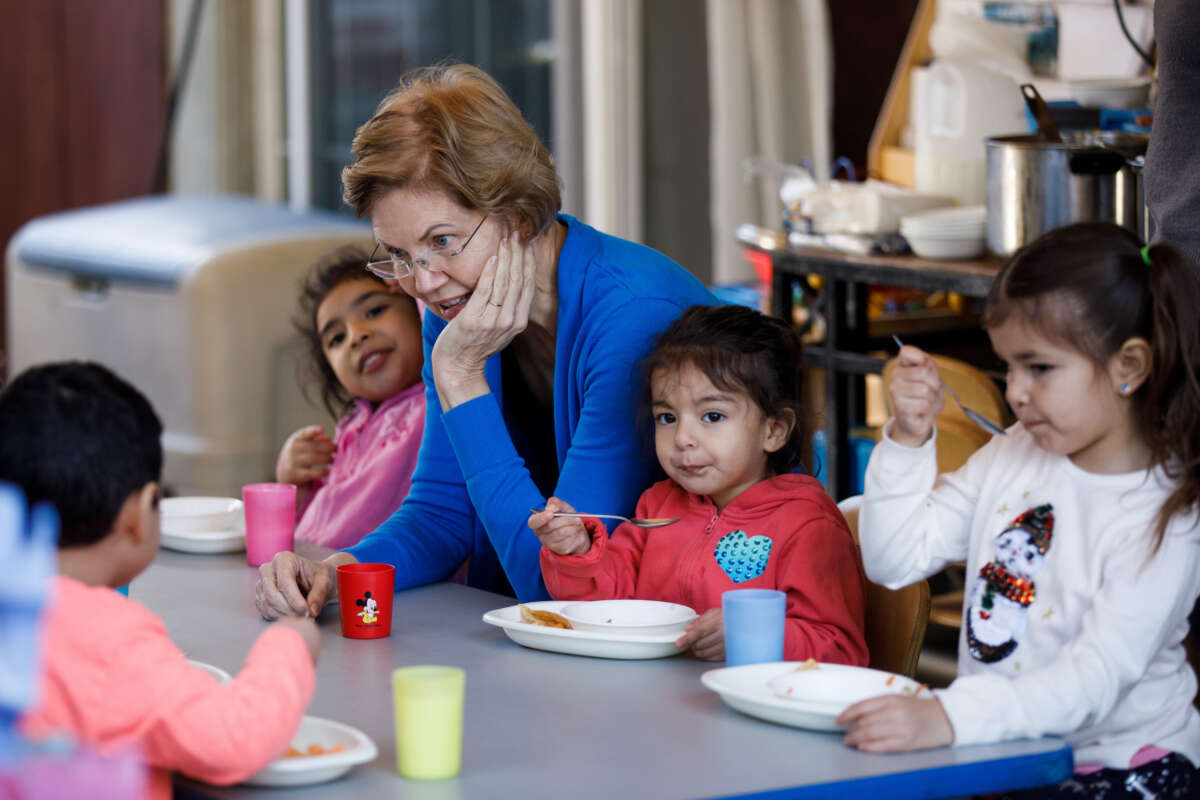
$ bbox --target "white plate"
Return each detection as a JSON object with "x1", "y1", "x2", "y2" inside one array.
[
  {"x1": 701, "y1": 662, "x2": 932, "y2": 732},
  {"x1": 560, "y1": 599, "x2": 697, "y2": 636},
  {"x1": 161, "y1": 496, "x2": 243, "y2": 534},
  {"x1": 482, "y1": 601, "x2": 687, "y2": 660},
  {"x1": 160, "y1": 521, "x2": 246, "y2": 554},
  {"x1": 187, "y1": 659, "x2": 233, "y2": 684},
  {"x1": 241, "y1": 715, "x2": 378, "y2": 787}
]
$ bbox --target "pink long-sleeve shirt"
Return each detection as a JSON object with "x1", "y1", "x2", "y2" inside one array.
[
  {"x1": 295, "y1": 381, "x2": 425, "y2": 549},
  {"x1": 21, "y1": 576, "x2": 315, "y2": 800}
]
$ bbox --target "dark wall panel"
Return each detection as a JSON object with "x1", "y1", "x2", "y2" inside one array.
[{"x1": 0, "y1": 0, "x2": 166, "y2": 375}]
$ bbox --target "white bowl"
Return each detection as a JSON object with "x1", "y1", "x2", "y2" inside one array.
[
  {"x1": 241, "y1": 715, "x2": 378, "y2": 787},
  {"x1": 559, "y1": 599, "x2": 698, "y2": 636},
  {"x1": 1067, "y1": 77, "x2": 1152, "y2": 110},
  {"x1": 765, "y1": 663, "x2": 931, "y2": 711},
  {"x1": 161, "y1": 496, "x2": 242, "y2": 533},
  {"x1": 901, "y1": 205, "x2": 986, "y2": 225},
  {"x1": 905, "y1": 234, "x2": 986, "y2": 260},
  {"x1": 187, "y1": 659, "x2": 233, "y2": 684}
]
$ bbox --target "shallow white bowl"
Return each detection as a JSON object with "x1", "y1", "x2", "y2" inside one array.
[
  {"x1": 766, "y1": 663, "x2": 930, "y2": 710},
  {"x1": 1067, "y1": 77, "x2": 1152, "y2": 109},
  {"x1": 241, "y1": 715, "x2": 377, "y2": 788},
  {"x1": 901, "y1": 205, "x2": 986, "y2": 226},
  {"x1": 906, "y1": 234, "x2": 985, "y2": 260},
  {"x1": 187, "y1": 659, "x2": 232, "y2": 684},
  {"x1": 161, "y1": 496, "x2": 242, "y2": 534},
  {"x1": 560, "y1": 599, "x2": 698, "y2": 636}
]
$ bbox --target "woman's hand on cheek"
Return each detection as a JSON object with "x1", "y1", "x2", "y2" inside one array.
[
  {"x1": 675, "y1": 608, "x2": 724, "y2": 660},
  {"x1": 837, "y1": 695, "x2": 954, "y2": 753},
  {"x1": 431, "y1": 233, "x2": 538, "y2": 407}
]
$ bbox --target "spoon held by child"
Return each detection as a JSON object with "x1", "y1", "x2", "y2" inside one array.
[
  {"x1": 529, "y1": 508, "x2": 680, "y2": 529},
  {"x1": 891, "y1": 335, "x2": 1006, "y2": 437}
]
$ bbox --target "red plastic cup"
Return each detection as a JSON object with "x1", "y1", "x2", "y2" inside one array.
[
  {"x1": 337, "y1": 563, "x2": 396, "y2": 639},
  {"x1": 242, "y1": 483, "x2": 296, "y2": 567}
]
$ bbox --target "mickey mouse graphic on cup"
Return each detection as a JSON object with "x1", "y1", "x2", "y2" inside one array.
[{"x1": 355, "y1": 592, "x2": 379, "y2": 625}]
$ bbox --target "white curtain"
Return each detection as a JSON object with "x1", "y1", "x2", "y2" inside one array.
[
  {"x1": 578, "y1": 0, "x2": 643, "y2": 242},
  {"x1": 706, "y1": 0, "x2": 832, "y2": 284}
]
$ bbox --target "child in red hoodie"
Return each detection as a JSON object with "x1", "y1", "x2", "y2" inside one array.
[{"x1": 529, "y1": 304, "x2": 868, "y2": 664}]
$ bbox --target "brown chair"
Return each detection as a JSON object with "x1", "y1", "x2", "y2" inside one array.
[{"x1": 842, "y1": 505, "x2": 931, "y2": 677}]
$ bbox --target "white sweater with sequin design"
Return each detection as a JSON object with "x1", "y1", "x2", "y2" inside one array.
[{"x1": 860, "y1": 422, "x2": 1200, "y2": 769}]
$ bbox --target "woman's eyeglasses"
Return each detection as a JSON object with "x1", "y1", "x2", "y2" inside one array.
[{"x1": 365, "y1": 216, "x2": 487, "y2": 280}]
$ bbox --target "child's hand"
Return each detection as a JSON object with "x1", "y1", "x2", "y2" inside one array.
[
  {"x1": 888, "y1": 344, "x2": 945, "y2": 447},
  {"x1": 527, "y1": 496, "x2": 591, "y2": 556},
  {"x1": 675, "y1": 608, "x2": 724, "y2": 661},
  {"x1": 276, "y1": 425, "x2": 336, "y2": 485},
  {"x1": 837, "y1": 694, "x2": 953, "y2": 752},
  {"x1": 271, "y1": 615, "x2": 322, "y2": 665}
]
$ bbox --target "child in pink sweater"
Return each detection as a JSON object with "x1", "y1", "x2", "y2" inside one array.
[
  {"x1": 277, "y1": 246, "x2": 426, "y2": 549},
  {"x1": 0, "y1": 363, "x2": 319, "y2": 800},
  {"x1": 529, "y1": 304, "x2": 868, "y2": 664}
]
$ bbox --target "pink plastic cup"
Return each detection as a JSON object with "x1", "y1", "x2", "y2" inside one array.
[{"x1": 242, "y1": 483, "x2": 297, "y2": 567}]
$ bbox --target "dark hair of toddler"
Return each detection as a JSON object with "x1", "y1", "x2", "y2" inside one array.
[
  {"x1": 0, "y1": 361, "x2": 162, "y2": 547},
  {"x1": 984, "y1": 221, "x2": 1200, "y2": 550},
  {"x1": 641, "y1": 303, "x2": 810, "y2": 477}
]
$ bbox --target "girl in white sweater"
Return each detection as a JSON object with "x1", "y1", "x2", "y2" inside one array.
[{"x1": 844, "y1": 223, "x2": 1200, "y2": 798}]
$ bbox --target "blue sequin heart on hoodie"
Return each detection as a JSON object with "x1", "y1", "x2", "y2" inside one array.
[{"x1": 713, "y1": 530, "x2": 772, "y2": 583}]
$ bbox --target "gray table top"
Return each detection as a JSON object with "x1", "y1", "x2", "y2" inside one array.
[{"x1": 137, "y1": 548, "x2": 1071, "y2": 800}]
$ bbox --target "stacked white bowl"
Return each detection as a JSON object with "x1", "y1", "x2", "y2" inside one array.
[
  {"x1": 161, "y1": 496, "x2": 242, "y2": 533},
  {"x1": 900, "y1": 205, "x2": 987, "y2": 260}
]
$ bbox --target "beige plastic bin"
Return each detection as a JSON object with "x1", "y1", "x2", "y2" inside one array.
[{"x1": 5, "y1": 194, "x2": 374, "y2": 497}]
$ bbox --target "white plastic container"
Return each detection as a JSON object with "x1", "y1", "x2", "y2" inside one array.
[
  {"x1": 5, "y1": 195, "x2": 373, "y2": 497},
  {"x1": 911, "y1": 60, "x2": 1029, "y2": 206}
]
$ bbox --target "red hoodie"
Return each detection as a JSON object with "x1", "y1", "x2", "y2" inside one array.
[{"x1": 541, "y1": 474, "x2": 869, "y2": 665}]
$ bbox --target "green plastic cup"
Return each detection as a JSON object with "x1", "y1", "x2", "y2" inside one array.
[{"x1": 392, "y1": 665, "x2": 465, "y2": 780}]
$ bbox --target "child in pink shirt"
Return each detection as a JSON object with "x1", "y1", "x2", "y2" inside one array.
[
  {"x1": 277, "y1": 246, "x2": 426, "y2": 549},
  {"x1": 0, "y1": 363, "x2": 320, "y2": 800}
]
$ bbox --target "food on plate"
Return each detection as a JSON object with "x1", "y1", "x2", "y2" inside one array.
[
  {"x1": 519, "y1": 605, "x2": 573, "y2": 629},
  {"x1": 282, "y1": 743, "x2": 346, "y2": 758},
  {"x1": 794, "y1": 658, "x2": 819, "y2": 671}
]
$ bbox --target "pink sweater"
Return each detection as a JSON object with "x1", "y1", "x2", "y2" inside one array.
[
  {"x1": 295, "y1": 381, "x2": 425, "y2": 549},
  {"x1": 21, "y1": 576, "x2": 315, "y2": 800}
]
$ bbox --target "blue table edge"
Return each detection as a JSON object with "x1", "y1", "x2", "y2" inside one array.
[{"x1": 704, "y1": 742, "x2": 1074, "y2": 800}]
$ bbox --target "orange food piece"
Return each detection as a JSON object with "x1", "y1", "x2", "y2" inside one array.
[
  {"x1": 282, "y1": 743, "x2": 348, "y2": 758},
  {"x1": 519, "y1": 605, "x2": 573, "y2": 629},
  {"x1": 886, "y1": 675, "x2": 895, "y2": 686}
]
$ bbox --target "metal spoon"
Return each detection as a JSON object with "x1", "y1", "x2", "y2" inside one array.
[
  {"x1": 529, "y1": 508, "x2": 680, "y2": 529},
  {"x1": 891, "y1": 336, "x2": 1007, "y2": 437}
]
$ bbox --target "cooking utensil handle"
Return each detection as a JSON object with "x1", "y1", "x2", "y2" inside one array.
[{"x1": 1020, "y1": 83, "x2": 1061, "y2": 143}]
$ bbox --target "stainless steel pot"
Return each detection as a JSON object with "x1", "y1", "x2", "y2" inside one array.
[{"x1": 986, "y1": 132, "x2": 1147, "y2": 256}]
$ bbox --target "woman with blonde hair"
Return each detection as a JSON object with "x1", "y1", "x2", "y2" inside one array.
[{"x1": 256, "y1": 63, "x2": 715, "y2": 617}]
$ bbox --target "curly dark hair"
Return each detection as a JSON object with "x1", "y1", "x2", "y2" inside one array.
[
  {"x1": 294, "y1": 246, "x2": 418, "y2": 418},
  {"x1": 640, "y1": 304, "x2": 810, "y2": 477}
]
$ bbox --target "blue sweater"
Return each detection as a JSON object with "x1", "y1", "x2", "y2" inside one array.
[{"x1": 346, "y1": 214, "x2": 717, "y2": 600}]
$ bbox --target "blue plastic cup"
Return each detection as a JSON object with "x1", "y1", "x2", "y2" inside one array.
[{"x1": 723, "y1": 589, "x2": 786, "y2": 666}]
